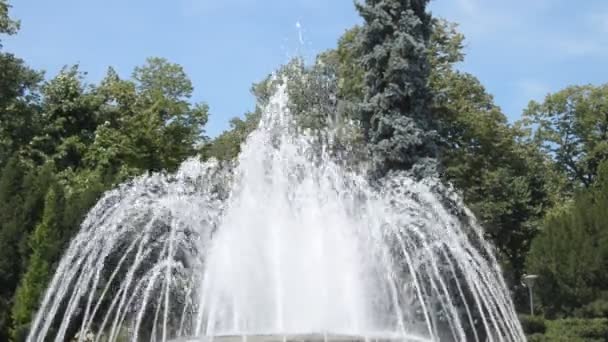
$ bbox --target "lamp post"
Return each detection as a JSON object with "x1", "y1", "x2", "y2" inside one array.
[{"x1": 522, "y1": 274, "x2": 539, "y2": 316}]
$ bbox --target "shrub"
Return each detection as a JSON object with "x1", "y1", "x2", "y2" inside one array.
[
  {"x1": 520, "y1": 314, "x2": 547, "y2": 335},
  {"x1": 526, "y1": 333, "x2": 546, "y2": 342},
  {"x1": 546, "y1": 318, "x2": 608, "y2": 341},
  {"x1": 576, "y1": 298, "x2": 608, "y2": 319}
]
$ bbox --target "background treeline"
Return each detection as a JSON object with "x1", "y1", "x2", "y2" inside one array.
[{"x1": 1, "y1": 0, "x2": 607, "y2": 340}]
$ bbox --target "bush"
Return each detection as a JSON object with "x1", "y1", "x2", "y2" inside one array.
[
  {"x1": 520, "y1": 314, "x2": 547, "y2": 335},
  {"x1": 527, "y1": 333, "x2": 549, "y2": 342},
  {"x1": 546, "y1": 318, "x2": 608, "y2": 341},
  {"x1": 576, "y1": 298, "x2": 608, "y2": 319}
]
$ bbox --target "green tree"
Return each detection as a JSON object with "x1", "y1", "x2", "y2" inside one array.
[
  {"x1": 426, "y1": 19, "x2": 555, "y2": 300},
  {"x1": 0, "y1": 52, "x2": 42, "y2": 165},
  {"x1": 0, "y1": 156, "x2": 28, "y2": 340},
  {"x1": 1, "y1": 3, "x2": 214, "y2": 334},
  {"x1": 203, "y1": 111, "x2": 260, "y2": 161},
  {"x1": 11, "y1": 182, "x2": 65, "y2": 340},
  {"x1": 0, "y1": 0, "x2": 18, "y2": 42},
  {"x1": 521, "y1": 84, "x2": 608, "y2": 189},
  {"x1": 28, "y1": 65, "x2": 102, "y2": 169},
  {"x1": 428, "y1": 19, "x2": 464, "y2": 83},
  {"x1": 0, "y1": 0, "x2": 43, "y2": 166},
  {"x1": 0, "y1": 57, "x2": 211, "y2": 338},
  {"x1": 0, "y1": 160, "x2": 56, "y2": 341},
  {"x1": 17, "y1": 162, "x2": 56, "y2": 269},
  {"x1": 80, "y1": 67, "x2": 139, "y2": 182},
  {"x1": 202, "y1": 78, "x2": 273, "y2": 161},
  {"x1": 430, "y1": 45, "x2": 549, "y2": 282},
  {"x1": 60, "y1": 168, "x2": 105, "y2": 234},
  {"x1": 328, "y1": 17, "x2": 554, "y2": 291},
  {"x1": 355, "y1": 0, "x2": 436, "y2": 178},
  {"x1": 128, "y1": 57, "x2": 209, "y2": 171},
  {"x1": 526, "y1": 160, "x2": 608, "y2": 318},
  {"x1": 334, "y1": 28, "x2": 364, "y2": 102}
]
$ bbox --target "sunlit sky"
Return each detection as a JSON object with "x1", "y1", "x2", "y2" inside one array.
[{"x1": 4, "y1": 0, "x2": 608, "y2": 136}]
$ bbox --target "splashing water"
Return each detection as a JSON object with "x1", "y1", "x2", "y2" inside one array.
[{"x1": 27, "y1": 81, "x2": 525, "y2": 342}]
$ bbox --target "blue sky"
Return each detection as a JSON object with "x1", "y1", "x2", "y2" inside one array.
[{"x1": 4, "y1": 0, "x2": 608, "y2": 137}]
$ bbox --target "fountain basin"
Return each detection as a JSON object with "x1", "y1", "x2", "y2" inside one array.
[{"x1": 170, "y1": 333, "x2": 431, "y2": 342}]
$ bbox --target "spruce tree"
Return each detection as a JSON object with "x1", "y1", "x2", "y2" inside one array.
[{"x1": 356, "y1": 0, "x2": 436, "y2": 178}]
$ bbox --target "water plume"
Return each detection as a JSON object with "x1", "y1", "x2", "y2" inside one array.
[{"x1": 27, "y1": 80, "x2": 525, "y2": 342}]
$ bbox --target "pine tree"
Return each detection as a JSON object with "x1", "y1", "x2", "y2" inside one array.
[{"x1": 355, "y1": 0, "x2": 436, "y2": 178}]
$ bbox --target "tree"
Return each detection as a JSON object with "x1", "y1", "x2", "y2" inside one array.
[
  {"x1": 81, "y1": 67, "x2": 140, "y2": 182},
  {"x1": 0, "y1": 55, "x2": 212, "y2": 338},
  {"x1": 28, "y1": 65, "x2": 102, "y2": 169},
  {"x1": 328, "y1": 16, "x2": 554, "y2": 292},
  {"x1": 1, "y1": 2, "x2": 215, "y2": 335},
  {"x1": 0, "y1": 0, "x2": 18, "y2": 43},
  {"x1": 202, "y1": 77, "x2": 273, "y2": 161},
  {"x1": 521, "y1": 84, "x2": 608, "y2": 189},
  {"x1": 426, "y1": 19, "x2": 555, "y2": 300},
  {"x1": 203, "y1": 111, "x2": 260, "y2": 161},
  {"x1": 331, "y1": 27, "x2": 364, "y2": 102},
  {"x1": 355, "y1": 0, "x2": 436, "y2": 178},
  {"x1": 11, "y1": 182, "x2": 65, "y2": 340},
  {"x1": 0, "y1": 155, "x2": 28, "y2": 341},
  {"x1": 0, "y1": 0, "x2": 43, "y2": 166},
  {"x1": 526, "y1": 160, "x2": 608, "y2": 318},
  {"x1": 128, "y1": 57, "x2": 209, "y2": 171},
  {"x1": 0, "y1": 160, "x2": 56, "y2": 341},
  {"x1": 0, "y1": 52, "x2": 43, "y2": 165},
  {"x1": 427, "y1": 19, "x2": 464, "y2": 83}
]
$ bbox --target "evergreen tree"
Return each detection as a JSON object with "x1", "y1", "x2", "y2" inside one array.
[
  {"x1": 16, "y1": 162, "x2": 56, "y2": 276},
  {"x1": 0, "y1": 155, "x2": 28, "y2": 341},
  {"x1": 330, "y1": 17, "x2": 555, "y2": 301},
  {"x1": 355, "y1": 0, "x2": 436, "y2": 178},
  {"x1": 526, "y1": 160, "x2": 608, "y2": 318},
  {"x1": 11, "y1": 182, "x2": 65, "y2": 340}
]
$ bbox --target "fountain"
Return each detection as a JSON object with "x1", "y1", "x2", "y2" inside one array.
[{"x1": 26, "y1": 79, "x2": 525, "y2": 342}]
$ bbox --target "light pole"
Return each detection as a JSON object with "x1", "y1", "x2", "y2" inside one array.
[{"x1": 522, "y1": 274, "x2": 539, "y2": 316}]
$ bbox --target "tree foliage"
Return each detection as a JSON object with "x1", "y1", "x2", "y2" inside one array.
[
  {"x1": 11, "y1": 181, "x2": 65, "y2": 338},
  {"x1": 0, "y1": 53, "x2": 43, "y2": 165},
  {"x1": 428, "y1": 20, "x2": 554, "y2": 291},
  {"x1": 0, "y1": 0, "x2": 18, "y2": 42},
  {"x1": 521, "y1": 84, "x2": 608, "y2": 189},
  {"x1": 355, "y1": 0, "x2": 437, "y2": 178},
  {"x1": 319, "y1": 16, "x2": 554, "y2": 297},
  {"x1": 0, "y1": 0, "x2": 607, "y2": 339},
  {"x1": 526, "y1": 160, "x2": 608, "y2": 318},
  {"x1": 203, "y1": 111, "x2": 260, "y2": 161},
  {"x1": 0, "y1": 5, "x2": 211, "y2": 337},
  {"x1": 0, "y1": 156, "x2": 28, "y2": 341}
]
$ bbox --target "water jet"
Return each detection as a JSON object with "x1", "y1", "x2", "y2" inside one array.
[{"x1": 27, "y1": 82, "x2": 525, "y2": 342}]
